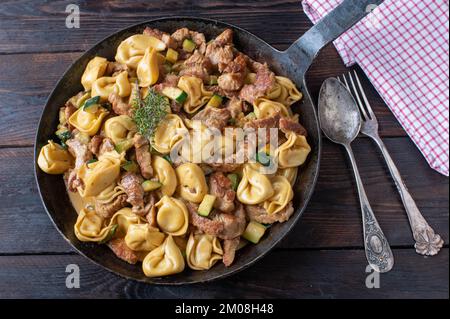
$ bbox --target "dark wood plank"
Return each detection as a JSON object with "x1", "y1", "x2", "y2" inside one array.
[
  {"x1": 0, "y1": 50, "x2": 406, "y2": 146},
  {"x1": 0, "y1": 249, "x2": 447, "y2": 298},
  {"x1": 1, "y1": 137, "x2": 447, "y2": 254}
]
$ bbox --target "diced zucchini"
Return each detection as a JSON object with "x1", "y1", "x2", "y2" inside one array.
[
  {"x1": 209, "y1": 75, "x2": 218, "y2": 85},
  {"x1": 256, "y1": 151, "x2": 271, "y2": 167},
  {"x1": 197, "y1": 194, "x2": 217, "y2": 217},
  {"x1": 121, "y1": 161, "x2": 139, "y2": 173},
  {"x1": 227, "y1": 173, "x2": 239, "y2": 191},
  {"x1": 55, "y1": 129, "x2": 71, "y2": 143},
  {"x1": 166, "y1": 48, "x2": 179, "y2": 64},
  {"x1": 206, "y1": 94, "x2": 223, "y2": 108},
  {"x1": 242, "y1": 221, "x2": 266, "y2": 244},
  {"x1": 162, "y1": 87, "x2": 188, "y2": 104},
  {"x1": 182, "y1": 38, "x2": 196, "y2": 53},
  {"x1": 142, "y1": 180, "x2": 162, "y2": 192},
  {"x1": 82, "y1": 95, "x2": 100, "y2": 112},
  {"x1": 114, "y1": 139, "x2": 133, "y2": 154}
]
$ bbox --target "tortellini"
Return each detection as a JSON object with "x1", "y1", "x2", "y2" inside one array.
[
  {"x1": 175, "y1": 163, "x2": 208, "y2": 203},
  {"x1": 177, "y1": 76, "x2": 213, "y2": 114},
  {"x1": 68, "y1": 106, "x2": 109, "y2": 136},
  {"x1": 124, "y1": 224, "x2": 165, "y2": 252},
  {"x1": 74, "y1": 209, "x2": 115, "y2": 242},
  {"x1": 263, "y1": 176, "x2": 293, "y2": 214},
  {"x1": 37, "y1": 140, "x2": 73, "y2": 174},
  {"x1": 115, "y1": 34, "x2": 166, "y2": 69},
  {"x1": 186, "y1": 233, "x2": 223, "y2": 271},
  {"x1": 109, "y1": 207, "x2": 142, "y2": 238},
  {"x1": 152, "y1": 155, "x2": 177, "y2": 196},
  {"x1": 137, "y1": 47, "x2": 159, "y2": 87},
  {"x1": 91, "y1": 71, "x2": 131, "y2": 102},
  {"x1": 237, "y1": 165, "x2": 274, "y2": 205},
  {"x1": 103, "y1": 115, "x2": 136, "y2": 145},
  {"x1": 77, "y1": 151, "x2": 122, "y2": 197},
  {"x1": 95, "y1": 184, "x2": 126, "y2": 205},
  {"x1": 152, "y1": 114, "x2": 187, "y2": 154},
  {"x1": 277, "y1": 132, "x2": 311, "y2": 168},
  {"x1": 155, "y1": 196, "x2": 189, "y2": 236},
  {"x1": 81, "y1": 56, "x2": 108, "y2": 91},
  {"x1": 142, "y1": 235, "x2": 185, "y2": 277},
  {"x1": 265, "y1": 76, "x2": 302, "y2": 106},
  {"x1": 253, "y1": 98, "x2": 291, "y2": 119},
  {"x1": 276, "y1": 167, "x2": 298, "y2": 186}
]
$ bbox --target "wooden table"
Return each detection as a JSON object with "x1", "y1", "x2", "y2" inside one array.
[{"x1": 0, "y1": 0, "x2": 448, "y2": 299}]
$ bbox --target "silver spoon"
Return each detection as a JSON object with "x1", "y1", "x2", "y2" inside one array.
[{"x1": 318, "y1": 78, "x2": 394, "y2": 273}]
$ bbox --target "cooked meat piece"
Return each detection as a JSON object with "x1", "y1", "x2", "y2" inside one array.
[
  {"x1": 279, "y1": 117, "x2": 307, "y2": 136},
  {"x1": 186, "y1": 201, "x2": 225, "y2": 236},
  {"x1": 205, "y1": 40, "x2": 234, "y2": 73},
  {"x1": 213, "y1": 203, "x2": 246, "y2": 240},
  {"x1": 215, "y1": 29, "x2": 233, "y2": 46},
  {"x1": 209, "y1": 162, "x2": 242, "y2": 173},
  {"x1": 223, "y1": 237, "x2": 240, "y2": 267},
  {"x1": 179, "y1": 50, "x2": 212, "y2": 82},
  {"x1": 225, "y1": 97, "x2": 243, "y2": 118},
  {"x1": 64, "y1": 103, "x2": 77, "y2": 131},
  {"x1": 67, "y1": 169, "x2": 83, "y2": 192},
  {"x1": 209, "y1": 85, "x2": 240, "y2": 99},
  {"x1": 245, "y1": 201, "x2": 294, "y2": 224},
  {"x1": 218, "y1": 72, "x2": 245, "y2": 91},
  {"x1": 108, "y1": 92, "x2": 131, "y2": 116},
  {"x1": 107, "y1": 238, "x2": 139, "y2": 264},
  {"x1": 244, "y1": 112, "x2": 281, "y2": 145},
  {"x1": 239, "y1": 64, "x2": 275, "y2": 104},
  {"x1": 88, "y1": 135, "x2": 103, "y2": 156},
  {"x1": 99, "y1": 137, "x2": 115, "y2": 156},
  {"x1": 95, "y1": 194, "x2": 128, "y2": 219},
  {"x1": 172, "y1": 28, "x2": 207, "y2": 53},
  {"x1": 105, "y1": 61, "x2": 130, "y2": 77},
  {"x1": 191, "y1": 107, "x2": 231, "y2": 131},
  {"x1": 133, "y1": 133, "x2": 153, "y2": 179},
  {"x1": 209, "y1": 172, "x2": 235, "y2": 213},
  {"x1": 143, "y1": 27, "x2": 177, "y2": 49},
  {"x1": 120, "y1": 172, "x2": 145, "y2": 215},
  {"x1": 223, "y1": 53, "x2": 247, "y2": 74},
  {"x1": 153, "y1": 74, "x2": 180, "y2": 93},
  {"x1": 144, "y1": 192, "x2": 158, "y2": 227},
  {"x1": 66, "y1": 137, "x2": 92, "y2": 169}
]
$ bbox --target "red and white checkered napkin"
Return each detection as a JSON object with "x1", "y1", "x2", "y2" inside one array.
[{"x1": 302, "y1": 0, "x2": 449, "y2": 176}]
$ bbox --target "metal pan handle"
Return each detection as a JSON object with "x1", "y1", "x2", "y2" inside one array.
[{"x1": 285, "y1": 0, "x2": 384, "y2": 64}]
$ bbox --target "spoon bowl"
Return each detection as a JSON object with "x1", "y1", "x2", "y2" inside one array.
[{"x1": 318, "y1": 78, "x2": 361, "y2": 145}]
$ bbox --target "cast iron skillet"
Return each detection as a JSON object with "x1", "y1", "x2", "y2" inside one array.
[{"x1": 35, "y1": 0, "x2": 382, "y2": 284}]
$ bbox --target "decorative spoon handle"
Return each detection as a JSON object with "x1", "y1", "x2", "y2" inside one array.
[
  {"x1": 344, "y1": 144, "x2": 394, "y2": 273},
  {"x1": 371, "y1": 135, "x2": 444, "y2": 256}
]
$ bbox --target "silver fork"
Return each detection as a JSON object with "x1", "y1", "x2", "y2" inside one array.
[{"x1": 338, "y1": 71, "x2": 444, "y2": 256}]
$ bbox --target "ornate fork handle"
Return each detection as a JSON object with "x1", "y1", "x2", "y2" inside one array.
[
  {"x1": 344, "y1": 144, "x2": 394, "y2": 272},
  {"x1": 371, "y1": 135, "x2": 444, "y2": 256}
]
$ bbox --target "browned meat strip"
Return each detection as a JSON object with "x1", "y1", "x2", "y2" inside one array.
[
  {"x1": 225, "y1": 97, "x2": 243, "y2": 118},
  {"x1": 120, "y1": 172, "x2": 145, "y2": 215},
  {"x1": 215, "y1": 29, "x2": 233, "y2": 46},
  {"x1": 244, "y1": 112, "x2": 281, "y2": 145},
  {"x1": 108, "y1": 92, "x2": 131, "y2": 116},
  {"x1": 66, "y1": 137, "x2": 92, "y2": 169},
  {"x1": 133, "y1": 133, "x2": 153, "y2": 179},
  {"x1": 191, "y1": 107, "x2": 231, "y2": 131},
  {"x1": 99, "y1": 137, "x2": 115, "y2": 156},
  {"x1": 179, "y1": 50, "x2": 212, "y2": 82},
  {"x1": 95, "y1": 194, "x2": 128, "y2": 219},
  {"x1": 88, "y1": 135, "x2": 103, "y2": 156},
  {"x1": 279, "y1": 117, "x2": 307, "y2": 136},
  {"x1": 107, "y1": 238, "x2": 138, "y2": 264},
  {"x1": 213, "y1": 203, "x2": 246, "y2": 240},
  {"x1": 209, "y1": 162, "x2": 242, "y2": 173},
  {"x1": 218, "y1": 54, "x2": 247, "y2": 92},
  {"x1": 144, "y1": 192, "x2": 158, "y2": 227},
  {"x1": 205, "y1": 31, "x2": 235, "y2": 73},
  {"x1": 209, "y1": 172, "x2": 235, "y2": 213},
  {"x1": 223, "y1": 237, "x2": 240, "y2": 267},
  {"x1": 245, "y1": 201, "x2": 294, "y2": 224},
  {"x1": 67, "y1": 169, "x2": 83, "y2": 192},
  {"x1": 186, "y1": 201, "x2": 225, "y2": 236},
  {"x1": 239, "y1": 64, "x2": 275, "y2": 104}
]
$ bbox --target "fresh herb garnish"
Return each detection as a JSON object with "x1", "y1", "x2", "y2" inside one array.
[{"x1": 131, "y1": 88, "x2": 169, "y2": 139}]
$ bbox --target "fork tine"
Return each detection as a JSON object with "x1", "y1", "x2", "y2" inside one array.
[
  {"x1": 348, "y1": 72, "x2": 369, "y2": 120},
  {"x1": 353, "y1": 70, "x2": 376, "y2": 119}
]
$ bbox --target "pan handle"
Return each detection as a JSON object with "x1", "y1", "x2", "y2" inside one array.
[{"x1": 285, "y1": 0, "x2": 384, "y2": 63}]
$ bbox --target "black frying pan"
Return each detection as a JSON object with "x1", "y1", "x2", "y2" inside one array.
[{"x1": 35, "y1": 0, "x2": 383, "y2": 284}]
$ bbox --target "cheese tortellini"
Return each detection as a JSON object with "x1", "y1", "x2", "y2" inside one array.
[
  {"x1": 125, "y1": 224, "x2": 165, "y2": 252},
  {"x1": 263, "y1": 176, "x2": 293, "y2": 214},
  {"x1": 95, "y1": 184, "x2": 126, "y2": 205},
  {"x1": 37, "y1": 140, "x2": 73, "y2": 174},
  {"x1": 69, "y1": 106, "x2": 109, "y2": 136},
  {"x1": 81, "y1": 56, "x2": 108, "y2": 91},
  {"x1": 276, "y1": 167, "x2": 298, "y2": 186},
  {"x1": 109, "y1": 207, "x2": 142, "y2": 238},
  {"x1": 137, "y1": 47, "x2": 159, "y2": 87},
  {"x1": 142, "y1": 235, "x2": 185, "y2": 277},
  {"x1": 175, "y1": 163, "x2": 208, "y2": 203},
  {"x1": 177, "y1": 76, "x2": 213, "y2": 114},
  {"x1": 74, "y1": 209, "x2": 115, "y2": 242},
  {"x1": 277, "y1": 132, "x2": 311, "y2": 168},
  {"x1": 104, "y1": 115, "x2": 136, "y2": 145},
  {"x1": 237, "y1": 165, "x2": 274, "y2": 205},
  {"x1": 253, "y1": 98, "x2": 291, "y2": 119},
  {"x1": 155, "y1": 196, "x2": 189, "y2": 236},
  {"x1": 186, "y1": 233, "x2": 223, "y2": 271},
  {"x1": 77, "y1": 151, "x2": 122, "y2": 197},
  {"x1": 152, "y1": 114, "x2": 187, "y2": 154},
  {"x1": 91, "y1": 71, "x2": 131, "y2": 101},
  {"x1": 266, "y1": 76, "x2": 302, "y2": 106},
  {"x1": 115, "y1": 34, "x2": 166, "y2": 69},
  {"x1": 152, "y1": 155, "x2": 177, "y2": 196}
]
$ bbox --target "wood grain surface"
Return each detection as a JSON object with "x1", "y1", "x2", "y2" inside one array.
[{"x1": 0, "y1": 0, "x2": 447, "y2": 298}]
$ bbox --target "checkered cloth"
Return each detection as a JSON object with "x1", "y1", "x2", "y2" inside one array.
[{"x1": 302, "y1": 0, "x2": 449, "y2": 176}]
